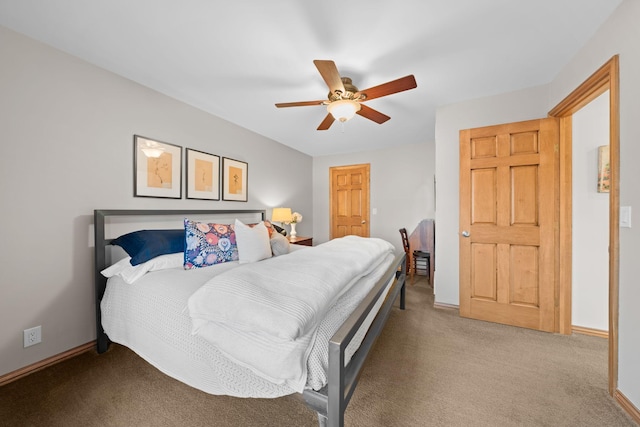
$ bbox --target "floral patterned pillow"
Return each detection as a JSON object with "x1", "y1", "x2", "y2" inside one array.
[
  {"x1": 184, "y1": 219, "x2": 238, "y2": 269},
  {"x1": 261, "y1": 220, "x2": 276, "y2": 238}
]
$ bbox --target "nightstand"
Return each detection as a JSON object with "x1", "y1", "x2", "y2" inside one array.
[{"x1": 288, "y1": 236, "x2": 313, "y2": 246}]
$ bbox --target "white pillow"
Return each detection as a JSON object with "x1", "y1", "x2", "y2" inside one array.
[
  {"x1": 101, "y1": 252, "x2": 184, "y2": 284},
  {"x1": 270, "y1": 231, "x2": 290, "y2": 256},
  {"x1": 235, "y1": 219, "x2": 273, "y2": 264}
]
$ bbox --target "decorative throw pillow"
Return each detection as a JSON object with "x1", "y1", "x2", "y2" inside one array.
[
  {"x1": 271, "y1": 222, "x2": 287, "y2": 236},
  {"x1": 270, "y1": 231, "x2": 290, "y2": 256},
  {"x1": 250, "y1": 219, "x2": 275, "y2": 238},
  {"x1": 111, "y1": 229, "x2": 184, "y2": 266},
  {"x1": 184, "y1": 219, "x2": 238, "y2": 269},
  {"x1": 235, "y1": 219, "x2": 272, "y2": 264}
]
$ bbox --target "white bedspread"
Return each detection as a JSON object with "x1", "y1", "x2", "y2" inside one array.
[
  {"x1": 101, "y1": 238, "x2": 397, "y2": 398},
  {"x1": 187, "y1": 236, "x2": 394, "y2": 392}
]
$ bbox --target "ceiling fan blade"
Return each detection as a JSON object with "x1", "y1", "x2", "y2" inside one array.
[
  {"x1": 357, "y1": 104, "x2": 391, "y2": 124},
  {"x1": 314, "y1": 60, "x2": 345, "y2": 95},
  {"x1": 275, "y1": 100, "x2": 325, "y2": 108},
  {"x1": 317, "y1": 113, "x2": 335, "y2": 130},
  {"x1": 358, "y1": 75, "x2": 417, "y2": 101}
]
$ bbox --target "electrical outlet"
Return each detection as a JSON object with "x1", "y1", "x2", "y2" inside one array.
[{"x1": 23, "y1": 326, "x2": 42, "y2": 348}]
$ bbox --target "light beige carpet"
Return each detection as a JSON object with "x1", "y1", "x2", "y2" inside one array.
[{"x1": 0, "y1": 277, "x2": 636, "y2": 426}]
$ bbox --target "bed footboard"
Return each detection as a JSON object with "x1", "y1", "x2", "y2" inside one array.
[{"x1": 302, "y1": 252, "x2": 407, "y2": 427}]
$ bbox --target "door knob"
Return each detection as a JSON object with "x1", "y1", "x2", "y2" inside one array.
[
  {"x1": 361, "y1": 220, "x2": 366, "y2": 224},
  {"x1": 461, "y1": 231, "x2": 470, "y2": 237}
]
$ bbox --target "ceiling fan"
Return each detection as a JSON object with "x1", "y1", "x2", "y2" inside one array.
[{"x1": 275, "y1": 60, "x2": 417, "y2": 130}]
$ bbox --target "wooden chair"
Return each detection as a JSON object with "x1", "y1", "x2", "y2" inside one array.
[
  {"x1": 399, "y1": 228, "x2": 412, "y2": 283},
  {"x1": 399, "y1": 227, "x2": 430, "y2": 285}
]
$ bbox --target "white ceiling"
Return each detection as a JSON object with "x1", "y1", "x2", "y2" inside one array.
[{"x1": 0, "y1": 1, "x2": 622, "y2": 157}]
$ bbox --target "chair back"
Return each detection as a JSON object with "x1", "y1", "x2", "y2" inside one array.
[
  {"x1": 399, "y1": 228, "x2": 410, "y2": 254},
  {"x1": 399, "y1": 227, "x2": 415, "y2": 283}
]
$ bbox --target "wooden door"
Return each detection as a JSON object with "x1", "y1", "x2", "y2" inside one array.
[
  {"x1": 459, "y1": 118, "x2": 559, "y2": 332},
  {"x1": 330, "y1": 164, "x2": 370, "y2": 239}
]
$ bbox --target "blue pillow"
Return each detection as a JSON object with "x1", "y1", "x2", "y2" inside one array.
[{"x1": 111, "y1": 229, "x2": 185, "y2": 266}]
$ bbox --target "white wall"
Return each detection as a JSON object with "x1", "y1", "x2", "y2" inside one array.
[
  {"x1": 0, "y1": 26, "x2": 312, "y2": 377},
  {"x1": 548, "y1": 0, "x2": 640, "y2": 409},
  {"x1": 312, "y1": 142, "x2": 434, "y2": 253},
  {"x1": 433, "y1": 85, "x2": 550, "y2": 304},
  {"x1": 571, "y1": 91, "x2": 609, "y2": 332}
]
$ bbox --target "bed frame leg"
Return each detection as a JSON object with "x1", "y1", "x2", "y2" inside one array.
[{"x1": 317, "y1": 413, "x2": 327, "y2": 427}]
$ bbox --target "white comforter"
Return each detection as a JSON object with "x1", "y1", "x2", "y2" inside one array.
[{"x1": 187, "y1": 236, "x2": 394, "y2": 392}]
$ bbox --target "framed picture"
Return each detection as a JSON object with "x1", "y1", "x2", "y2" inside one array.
[
  {"x1": 597, "y1": 145, "x2": 610, "y2": 193},
  {"x1": 134, "y1": 135, "x2": 182, "y2": 199},
  {"x1": 186, "y1": 148, "x2": 220, "y2": 200},
  {"x1": 222, "y1": 157, "x2": 248, "y2": 202}
]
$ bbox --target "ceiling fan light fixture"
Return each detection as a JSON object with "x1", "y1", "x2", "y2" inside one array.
[
  {"x1": 275, "y1": 60, "x2": 416, "y2": 130},
  {"x1": 327, "y1": 99, "x2": 361, "y2": 122}
]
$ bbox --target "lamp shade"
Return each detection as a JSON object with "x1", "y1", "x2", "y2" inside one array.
[
  {"x1": 271, "y1": 207, "x2": 292, "y2": 223},
  {"x1": 327, "y1": 99, "x2": 361, "y2": 122}
]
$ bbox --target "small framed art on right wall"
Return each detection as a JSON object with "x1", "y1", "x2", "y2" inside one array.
[
  {"x1": 597, "y1": 145, "x2": 610, "y2": 193},
  {"x1": 222, "y1": 157, "x2": 248, "y2": 202}
]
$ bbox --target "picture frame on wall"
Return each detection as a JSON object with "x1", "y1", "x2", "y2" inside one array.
[
  {"x1": 222, "y1": 157, "x2": 248, "y2": 202},
  {"x1": 186, "y1": 148, "x2": 220, "y2": 200},
  {"x1": 134, "y1": 135, "x2": 182, "y2": 199},
  {"x1": 597, "y1": 145, "x2": 610, "y2": 193}
]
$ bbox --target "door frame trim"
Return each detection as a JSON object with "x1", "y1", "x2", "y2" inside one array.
[{"x1": 548, "y1": 55, "x2": 619, "y2": 395}]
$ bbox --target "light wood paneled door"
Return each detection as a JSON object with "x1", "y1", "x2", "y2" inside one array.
[
  {"x1": 330, "y1": 164, "x2": 370, "y2": 239},
  {"x1": 459, "y1": 118, "x2": 559, "y2": 332}
]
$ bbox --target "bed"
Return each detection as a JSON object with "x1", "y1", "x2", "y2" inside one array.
[{"x1": 94, "y1": 209, "x2": 406, "y2": 426}]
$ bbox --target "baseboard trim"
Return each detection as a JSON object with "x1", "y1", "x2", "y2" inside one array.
[
  {"x1": 0, "y1": 341, "x2": 95, "y2": 387},
  {"x1": 615, "y1": 389, "x2": 640, "y2": 424},
  {"x1": 433, "y1": 301, "x2": 459, "y2": 311},
  {"x1": 571, "y1": 325, "x2": 608, "y2": 339}
]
